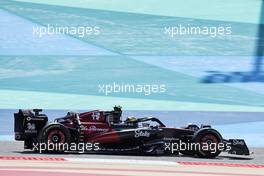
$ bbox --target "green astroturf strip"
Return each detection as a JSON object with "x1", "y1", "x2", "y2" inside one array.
[
  {"x1": 0, "y1": 56, "x2": 264, "y2": 107},
  {"x1": 0, "y1": 89, "x2": 264, "y2": 112},
  {"x1": 13, "y1": 0, "x2": 262, "y2": 24},
  {"x1": 0, "y1": 0, "x2": 259, "y2": 56}
]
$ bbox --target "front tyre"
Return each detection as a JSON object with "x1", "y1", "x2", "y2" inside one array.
[{"x1": 193, "y1": 129, "x2": 222, "y2": 158}]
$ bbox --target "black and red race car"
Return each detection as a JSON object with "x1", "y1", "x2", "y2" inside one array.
[{"x1": 14, "y1": 106, "x2": 250, "y2": 158}]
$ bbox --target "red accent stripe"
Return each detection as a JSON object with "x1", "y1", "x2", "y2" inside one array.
[
  {"x1": 178, "y1": 162, "x2": 264, "y2": 168},
  {"x1": 0, "y1": 156, "x2": 65, "y2": 161},
  {"x1": 1, "y1": 155, "x2": 263, "y2": 170},
  {"x1": 0, "y1": 170, "x2": 127, "y2": 176}
]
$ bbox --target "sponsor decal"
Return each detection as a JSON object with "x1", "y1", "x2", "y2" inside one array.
[
  {"x1": 232, "y1": 139, "x2": 245, "y2": 145},
  {"x1": 91, "y1": 112, "x2": 100, "y2": 120},
  {"x1": 163, "y1": 137, "x2": 180, "y2": 141},
  {"x1": 25, "y1": 123, "x2": 37, "y2": 133},
  {"x1": 134, "y1": 129, "x2": 150, "y2": 138},
  {"x1": 80, "y1": 125, "x2": 108, "y2": 132}
]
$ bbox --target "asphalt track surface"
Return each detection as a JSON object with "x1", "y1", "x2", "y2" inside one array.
[
  {"x1": 1, "y1": 141, "x2": 264, "y2": 164},
  {"x1": 0, "y1": 141, "x2": 264, "y2": 176}
]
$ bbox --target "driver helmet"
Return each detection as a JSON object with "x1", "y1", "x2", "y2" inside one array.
[{"x1": 125, "y1": 116, "x2": 137, "y2": 122}]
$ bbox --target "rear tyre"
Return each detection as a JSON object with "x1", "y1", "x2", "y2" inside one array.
[{"x1": 38, "y1": 124, "x2": 71, "y2": 153}]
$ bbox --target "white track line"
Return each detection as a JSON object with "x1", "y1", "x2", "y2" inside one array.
[{"x1": 66, "y1": 158, "x2": 179, "y2": 166}]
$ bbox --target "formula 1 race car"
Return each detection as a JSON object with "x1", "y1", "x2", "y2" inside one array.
[{"x1": 14, "y1": 106, "x2": 250, "y2": 158}]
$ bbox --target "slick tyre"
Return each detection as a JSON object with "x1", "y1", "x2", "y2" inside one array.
[
  {"x1": 38, "y1": 124, "x2": 71, "y2": 153},
  {"x1": 193, "y1": 129, "x2": 222, "y2": 158}
]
